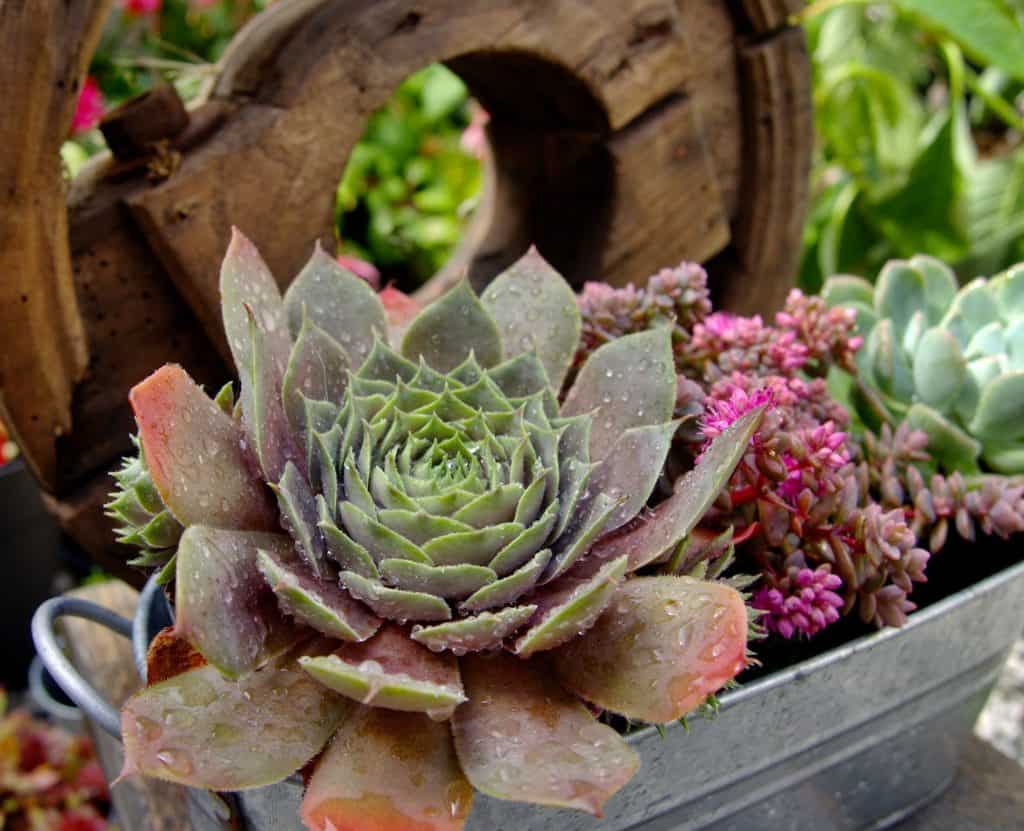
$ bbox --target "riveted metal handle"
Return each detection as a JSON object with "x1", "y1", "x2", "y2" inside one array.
[{"x1": 31, "y1": 597, "x2": 133, "y2": 738}]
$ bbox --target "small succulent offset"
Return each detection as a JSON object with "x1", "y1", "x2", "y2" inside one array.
[
  {"x1": 823, "y1": 257, "x2": 1024, "y2": 475},
  {"x1": 109, "y1": 231, "x2": 762, "y2": 830}
]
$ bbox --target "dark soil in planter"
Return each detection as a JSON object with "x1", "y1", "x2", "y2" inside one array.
[{"x1": 741, "y1": 533, "x2": 1023, "y2": 684}]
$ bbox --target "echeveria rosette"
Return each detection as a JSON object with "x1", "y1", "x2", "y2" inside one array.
[
  {"x1": 113, "y1": 230, "x2": 762, "y2": 831},
  {"x1": 823, "y1": 257, "x2": 1024, "y2": 474}
]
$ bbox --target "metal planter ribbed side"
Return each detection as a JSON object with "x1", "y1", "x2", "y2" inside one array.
[{"x1": 35, "y1": 560, "x2": 1024, "y2": 831}]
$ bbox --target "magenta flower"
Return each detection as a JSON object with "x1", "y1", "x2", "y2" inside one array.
[
  {"x1": 335, "y1": 253, "x2": 380, "y2": 289},
  {"x1": 460, "y1": 103, "x2": 490, "y2": 159},
  {"x1": 753, "y1": 566, "x2": 844, "y2": 639},
  {"x1": 70, "y1": 77, "x2": 104, "y2": 136},
  {"x1": 700, "y1": 383, "x2": 775, "y2": 440},
  {"x1": 120, "y1": 0, "x2": 162, "y2": 13}
]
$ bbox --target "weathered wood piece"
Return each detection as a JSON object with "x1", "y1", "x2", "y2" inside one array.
[
  {"x1": 0, "y1": 0, "x2": 813, "y2": 568},
  {"x1": 0, "y1": 1, "x2": 110, "y2": 491},
  {"x1": 60, "y1": 581, "x2": 190, "y2": 831}
]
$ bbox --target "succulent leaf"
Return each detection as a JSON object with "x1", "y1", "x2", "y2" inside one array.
[
  {"x1": 281, "y1": 317, "x2": 350, "y2": 440},
  {"x1": 874, "y1": 260, "x2": 927, "y2": 335},
  {"x1": 912, "y1": 328, "x2": 967, "y2": 410},
  {"x1": 590, "y1": 407, "x2": 764, "y2": 570},
  {"x1": 401, "y1": 281, "x2": 502, "y2": 371},
  {"x1": 301, "y1": 709, "x2": 471, "y2": 831},
  {"x1": 299, "y1": 625, "x2": 464, "y2": 716},
  {"x1": 821, "y1": 274, "x2": 874, "y2": 308},
  {"x1": 905, "y1": 403, "x2": 982, "y2": 474},
  {"x1": 283, "y1": 243, "x2": 387, "y2": 367},
  {"x1": 173, "y1": 527, "x2": 298, "y2": 678},
  {"x1": 411, "y1": 605, "x2": 538, "y2": 653},
  {"x1": 551, "y1": 577, "x2": 748, "y2": 723},
  {"x1": 453, "y1": 653, "x2": 638, "y2": 816},
  {"x1": 481, "y1": 247, "x2": 581, "y2": 390},
  {"x1": 969, "y1": 370, "x2": 1024, "y2": 442},
  {"x1": 562, "y1": 329, "x2": 675, "y2": 462},
  {"x1": 129, "y1": 365, "x2": 276, "y2": 531},
  {"x1": 908, "y1": 254, "x2": 958, "y2": 324},
  {"x1": 121, "y1": 642, "x2": 350, "y2": 790}
]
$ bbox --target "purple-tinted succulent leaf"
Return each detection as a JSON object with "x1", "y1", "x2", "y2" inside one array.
[
  {"x1": 481, "y1": 248, "x2": 581, "y2": 390},
  {"x1": 485, "y1": 352, "x2": 550, "y2": 400},
  {"x1": 561, "y1": 329, "x2": 675, "y2": 462},
  {"x1": 514, "y1": 555, "x2": 627, "y2": 658},
  {"x1": 299, "y1": 625, "x2": 465, "y2": 716},
  {"x1": 281, "y1": 317, "x2": 350, "y2": 439},
  {"x1": 422, "y1": 523, "x2": 524, "y2": 566},
  {"x1": 174, "y1": 526, "x2": 299, "y2": 679},
  {"x1": 121, "y1": 642, "x2": 350, "y2": 790},
  {"x1": 283, "y1": 243, "x2": 387, "y2": 368},
  {"x1": 339, "y1": 571, "x2": 452, "y2": 622},
  {"x1": 488, "y1": 504, "x2": 558, "y2": 575},
  {"x1": 129, "y1": 365, "x2": 276, "y2": 531},
  {"x1": 219, "y1": 228, "x2": 291, "y2": 381},
  {"x1": 461, "y1": 549, "x2": 551, "y2": 612},
  {"x1": 271, "y1": 461, "x2": 328, "y2": 577},
  {"x1": 552, "y1": 577, "x2": 749, "y2": 723},
  {"x1": 301, "y1": 708, "x2": 472, "y2": 831},
  {"x1": 339, "y1": 502, "x2": 431, "y2": 564},
  {"x1": 401, "y1": 281, "x2": 502, "y2": 371},
  {"x1": 544, "y1": 493, "x2": 618, "y2": 583},
  {"x1": 257, "y1": 548, "x2": 380, "y2": 642},
  {"x1": 241, "y1": 307, "x2": 301, "y2": 482},
  {"x1": 410, "y1": 605, "x2": 536, "y2": 653},
  {"x1": 591, "y1": 407, "x2": 764, "y2": 570},
  {"x1": 587, "y1": 421, "x2": 680, "y2": 531},
  {"x1": 379, "y1": 559, "x2": 496, "y2": 599},
  {"x1": 453, "y1": 652, "x2": 638, "y2": 816}
]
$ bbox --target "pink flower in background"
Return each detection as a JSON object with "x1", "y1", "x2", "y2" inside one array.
[
  {"x1": 120, "y1": 0, "x2": 162, "y2": 14},
  {"x1": 460, "y1": 103, "x2": 490, "y2": 159},
  {"x1": 71, "y1": 77, "x2": 104, "y2": 135},
  {"x1": 700, "y1": 382, "x2": 775, "y2": 440},
  {"x1": 336, "y1": 253, "x2": 381, "y2": 289}
]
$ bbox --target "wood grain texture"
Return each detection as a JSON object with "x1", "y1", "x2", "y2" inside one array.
[
  {"x1": 60, "y1": 582, "x2": 190, "y2": 831},
  {"x1": 0, "y1": 0, "x2": 111, "y2": 489},
  {"x1": 4, "y1": 0, "x2": 812, "y2": 566}
]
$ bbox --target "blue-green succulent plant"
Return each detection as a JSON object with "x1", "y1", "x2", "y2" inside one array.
[{"x1": 824, "y1": 256, "x2": 1024, "y2": 474}]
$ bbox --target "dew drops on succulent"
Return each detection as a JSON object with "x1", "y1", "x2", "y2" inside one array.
[{"x1": 108, "y1": 232, "x2": 764, "y2": 830}]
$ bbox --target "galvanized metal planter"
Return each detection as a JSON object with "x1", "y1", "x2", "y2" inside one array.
[{"x1": 34, "y1": 559, "x2": 1024, "y2": 831}]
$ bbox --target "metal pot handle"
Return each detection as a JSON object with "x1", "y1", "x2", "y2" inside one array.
[{"x1": 31, "y1": 597, "x2": 132, "y2": 738}]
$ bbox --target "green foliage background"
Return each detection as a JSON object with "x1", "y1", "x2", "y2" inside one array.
[{"x1": 800, "y1": 0, "x2": 1024, "y2": 293}]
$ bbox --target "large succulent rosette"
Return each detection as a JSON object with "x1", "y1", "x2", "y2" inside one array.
[{"x1": 111, "y1": 231, "x2": 761, "y2": 830}]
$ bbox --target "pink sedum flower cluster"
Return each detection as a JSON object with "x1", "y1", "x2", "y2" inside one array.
[
  {"x1": 71, "y1": 77, "x2": 104, "y2": 136},
  {"x1": 753, "y1": 566, "x2": 844, "y2": 639}
]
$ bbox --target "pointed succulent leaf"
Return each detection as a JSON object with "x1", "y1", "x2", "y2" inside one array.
[
  {"x1": 488, "y1": 504, "x2": 559, "y2": 575},
  {"x1": 339, "y1": 502, "x2": 431, "y2": 564},
  {"x1": 299, "y1": 624, "x2": 465, "y2": 716},
  {"x1": 586, "y1": 421, "x2": 679, "y2": 531},
  {"x1": 241, "y1": 308, "x2": 300, "y2": 482},
  {"x1": 453, "y1": 652, "x2": 638, "y2": 816},
  {"x1": 257, "y1": 548, "x2": 380, "y2": 642},
  {"x1": 219, "y1": 228, "x2": 290, "y2": 379},
  {"x1": 281, "y1": 317, "x2": 350, "y2": 439},
  {"x1": 379, "y1": 559, "x2": 496, "y2": 599},
  {"x1": 913, "y1": 328, "x2": 966, "y2": 411},
  {"x1": 591, "y1": 407, "x2": 763, "y2": 570},
  {"x1": 486, "y1": 352, "x2": 551, "y2": 399},
  {"x1": 461, "y1": 549, "x2": 551, "y2": 612},
  {"x1": 213, "y1": 381, "x2": 235, "y2": 414},
  {"x1": 129, "y1": 365, "x2": 276, "y2": 531},
  {"x1": 422, "y1": 523, "x2": 524, "y2": 566},
  {"x1": 301, "y1": 708, "x2": 471, "y2": 831},
  {"x1": 969, "y1": 370, "x2": 1024, "y2": 442},
  {"x1": 271, "y1": 461, "x2": 327, "y2": 576},
  {"x1": 283, "y1": 244, "x2": 387, "y2": 367},
  {"x1": 410, "y1": 605, "x2": 536, "y2": 653},
  {"x1": 481, "y1": 248, "x2": 581, "y2": 390},
  {"x1": 544, "y1": 493, "x2": 618, "y2": 583},
  {"x1": 174, "y1": 527, "x2": 298, "y2": 679},
  {"x1": 562, "y1": 329, "x2": 675, "y2": 462},
  {"x1": 514, "y1": 555, "x2": 627, "y2": 658},
  {"x1": 339, "y1": 571, "x2": 452, "y2": 622},
  {"x1": 402, "y1": 281, "x2": 502, "y2": 371},
  {"x1": 121, "y1": 643, "x2": 350, "y2": 790},
  {"x1": 906, "y1": 403, "x2": 981, "y2": 474},
  {"x1": 552, "y1": 576, "x2": 748, "y2": 723}
]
